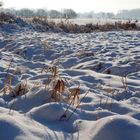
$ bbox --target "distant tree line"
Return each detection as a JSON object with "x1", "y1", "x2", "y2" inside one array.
[
  {"x1": 0, "y1": 8, "x2": 77, "y2": 19},
  {"x1": 116, "y1": 9, "x2": 140, "y2": 19},
  {"x1": 78, "y1": 11, "x2": 115, "y2": 19},
  {"x1": 78, "y1": 9, "x2": 140, "y2": 19},
  {"x1": 0, "y1": 5, "x2": 140, "y2": 19}
]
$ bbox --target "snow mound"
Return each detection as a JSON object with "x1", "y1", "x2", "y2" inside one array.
[
  {"x1": 8, "y1": 87, "x2": 51, "y2": 112},
  {"x1": 0, "y1": 114, "x2": 37, "y2": 140},
  {"x1": 28, "y1": 102, "x2": 79, "y2": 121},
  {"x1": 91, "y1": 115, "x2": 140, "y2": 140}
]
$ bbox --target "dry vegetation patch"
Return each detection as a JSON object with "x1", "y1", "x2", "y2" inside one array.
[{"x1": 31, "y1": 16, "x2": 139, "y2": 33}]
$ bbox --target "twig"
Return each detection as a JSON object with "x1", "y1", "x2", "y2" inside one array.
[
  {"x1": 66, "y1": 90, "x2": 90, "y2": 121},
  {"x1": 59, "y1": 100, "x2": 74, "y2": 121},
  {"x1": 5, "y1": 58, "x2": 14, "y2": 80},
  {"x1": 9, "y1": 98, "x2": 16, "y2": 114}
]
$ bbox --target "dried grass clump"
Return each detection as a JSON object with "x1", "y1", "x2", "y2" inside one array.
[
  {"x1": 68, "y1": 86, "x2": 80, "y2": 106},
  {"x1": 32, "y1": 16, "x2": 48, "y2": 25},
  {"x1": 99, "y1": 23, "x2": 116, "y2": 31},
  {"x1": 0, "y1": 59, "x2": 13, "y2": 95},
  {"x1": 0, "y1": 12, "x2": 15, "y2": 24},
  {"x1": 56, "y1": 20, "x2": 69, "y2": 32},
  {"x1": 12, "y1": 79, "x2": 29, "y2": 98},
  {"x1": 57, "y1": 20, "x2": 79, "y2": 33},
  {"x1": 66, "y1": 23, "x2": 79, "y2": 33},
  {"x1": 116, "y1": 21, "x2": 137, "y2": 30},
  {"x1": 0, "y1": 59, "x2": 29, "y2": 98},
  {"x1": 41, "y1": 65, "x2": 66, "y2": 100},
  {"x1": 0, "y1": 76, "x2": 13, "y2": 95},
  {"x1": 47, "y1": 20, "x2": 56, "y2": 29},
  {"x1": 41, "y1": 64, "x2": 82, "y2": 106},
  {"x1": 41, "y1": 64, "x2": 89, "y2": 121},
  {"x1": 51, "y1": 78, "x2": 67, "y2": 101},
  {"x1": 79, "y1": 23, "x2": 98, "y2": 33},
  {"x1": 31, "y1": 16, "x2": 50, "y2": 31}
]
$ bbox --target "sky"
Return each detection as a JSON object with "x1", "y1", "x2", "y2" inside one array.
[{"x1": 2, "y1": 0, "x2": 140, "y2": 13}]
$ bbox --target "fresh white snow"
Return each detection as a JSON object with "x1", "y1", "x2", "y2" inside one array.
[{"x1": 0, "y1": 23, "x2": 140, "y2": 140}]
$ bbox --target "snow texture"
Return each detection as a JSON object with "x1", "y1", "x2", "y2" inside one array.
[{"x1": 0, "y1": 20, "x2": 140, "y2": 140}]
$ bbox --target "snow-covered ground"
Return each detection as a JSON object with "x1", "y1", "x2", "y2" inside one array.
[
  {"x1": 0, "y1": 23, "x2": 140, "y2": 140},
  {"x1": 50, "y1": 18, "x2": 140, "y2": 25}
]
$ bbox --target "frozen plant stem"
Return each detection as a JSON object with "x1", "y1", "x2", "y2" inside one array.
[{"x1": 66, "y1": 90, "x2": 90, "y2": 121}]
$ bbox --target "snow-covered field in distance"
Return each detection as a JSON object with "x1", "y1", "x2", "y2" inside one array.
[
  {"x1": 0, "y1": 20, "x2": 140, "y2": 140},
  {"x1": 49, "y1": 18, "x2": 140, "y2": 25}
]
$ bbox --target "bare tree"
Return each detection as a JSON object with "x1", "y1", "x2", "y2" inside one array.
[{"x1": 62, "y1": 9, "x2": 77, "y2": 19}]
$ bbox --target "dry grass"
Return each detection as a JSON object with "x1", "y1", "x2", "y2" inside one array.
[
  {"x1": 0, "y1": 76, "x2": 13, "y2": 95},
  {"x1": 32, "y1": 16, "x2": 48, "y2": 25},
  {"x1": 68, "y1": 86, "x2": 80, "y2": 106},
  {"x1": 12, "y1": 79, "x2": 29, "y2": 98},
  {"x1": 41, "y1": 64, "x2": 82, "y2": 106},
  {"x1": 98, "y1": 84, "x2": 115, "y2": 112},
  {"x1": 51, "y1": 79, "x2": 65, "y2": 101},
  {"x1": 95, "y1": 89, "x2": 115, "y2": 120},
  {"x1": 0, "y1": 13, "x2": 138, "y2": 32},
  {"x1": 0, "y1": 59, "x2": 13, "y2": 95},
  {"x1": 115, "y1": 21, "x2": 137, "y2": 30},
  {"x1": 59, "y1": 89, "x2": 89, "y2": 121},
  {"x1": 120, "y1": 76, "x2": 127, "y2": 91},
  {"x1": 0, "y1": 59, "x2": 29, "y2": 98},
  {"x1": 30, "y1": 17, "x2": 139, "y2": 33},
  {"x1": 0, "y1": 54, "x2": 129, "y2": 121},
  {"x1": 0, "y1": 12, "x2": 15, "y2": 24}
]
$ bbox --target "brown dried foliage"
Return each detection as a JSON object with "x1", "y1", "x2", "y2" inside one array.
[{"x1": 12, "y1": 79, "x2": 28, "y2": 98}]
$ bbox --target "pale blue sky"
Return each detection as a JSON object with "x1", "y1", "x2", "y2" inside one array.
[{"x1": 2, "y1": 0, "x2": 140, "y2": 13}]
